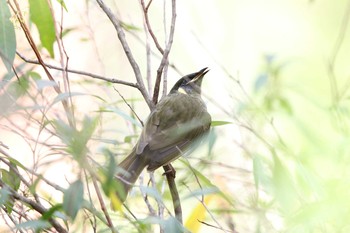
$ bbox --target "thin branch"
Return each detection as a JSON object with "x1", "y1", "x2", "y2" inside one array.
[
  {"x1": 96, "y1": 0, "x2": 154, "y2": 110},
  {"x1": 0, "y1": 181, "x2": 67, "y2": 233},
  {"x1": 16, "y1": 52, "x2": 139, "y2": 88},
  {"x1": 9, "y1": 0, "x2": 74, "y2": 127},
  {"x1": 162, "y1": 164, "x2": 182, "y2": 223},
  {"x1": 152, "y1": 0, "x2": 176, "y2": 104},
  {"x1": 113, "y1": 87, "x2": 144, "y2": 127},
  {"x1": 91, "y1": 172, "x2": 118, "y2": 233},
  {"x1": 140, "y1": 0, "x2": 165, "y2": 54}
]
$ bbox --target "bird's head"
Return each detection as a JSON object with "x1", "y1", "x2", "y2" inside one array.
[{"x1": 170, "y1": 68, "x2": 209, "y2": 95}]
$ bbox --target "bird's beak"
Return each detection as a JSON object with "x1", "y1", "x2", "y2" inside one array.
[{"x1": 188, "y1": 67, "x2": 209, "y2": 84}]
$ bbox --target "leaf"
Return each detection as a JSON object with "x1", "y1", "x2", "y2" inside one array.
[
  {"x1": 254, "y1": 73, "x2": 268, "y2": 92},
  {"x1": 50, "y1": 92, "x2": 86, "y2": 109},
  {"x1": 63, "y1": 180, "x2": 84, "y2": 220},
  {"x1": 185, "y1": 195, "x2": 213, "y2": 233},
  {"x1": 0, "y1": 0, "x2": 16, "y2": 72},
  {"x1": 210, "y1": 121, "x2": 232, "y2": 127},
  {"x1": 41, "y1": 204, "x2": 63, "y2": 220},
  {"x1": 1, "y1": 164, "x2": 21, "y2": 191},
  {"x1": 55, "y1": 0, "x2": 67, "y2": 11},
  {"x1": 35, "y1": 80, "x2": 58, "y2": 90},
  {"x1": 102, "y1": 107, "x2": 142, "y2": 128},
  {"x1": 28, "y1": 0, "x2": 56, "y2": 57},
  {"x1": 15, "y1": 220, "x2": 51, "y2": 231}
]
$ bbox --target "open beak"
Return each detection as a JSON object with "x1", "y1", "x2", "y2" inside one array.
[{"x1": 188, "y1": 67, "x2": 209, "y2": 84}]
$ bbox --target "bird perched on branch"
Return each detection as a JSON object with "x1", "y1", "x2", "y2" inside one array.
[{"x1": 115, "y1": 68, "x2": 211, "y2": 203}]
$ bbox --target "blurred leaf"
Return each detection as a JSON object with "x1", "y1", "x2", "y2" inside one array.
[
  {"x1": 102, "y1": 107, "x2": 142, "y2": 128},
  {"x1": 253, "y1": 155, "x2": 271, "y2": 191},
  {"x1": 28, "y1": 0, "x2": 56, "y2": 57},
  {"x1": 272, "y1": 154, "x2": 298, "y2": 213},
  {"x1": 0, "y1": 186, "x2": 13, "y2": 214},
  {"x1": 185, "y1": 195, "x2": 213, "y2": 233},
  {"x1": 120, "y1": 21, "x2": 141, "y2": 31},
  {"x1": 15, "y1": 220, "x2": 51, "y2": 231},
  {"x1": 35, "y1": 80, "x2": 58, "y2": 90},
  {"x1": 63, "y1": 180, "x2": 84, "y2": 220},
  {"x1": 54, "y1": 116, "x2": 98, "y2": 163},
  {"x1": 0, "y1": 0, "x2": 16, "y2": 72},
  {"x1": 55, "y1": 0, "x2": 67, "y2": 11},
  {"x1": 51, "y1": 92, "x2": 86, "y2": 107},
  {"x1": 183, "y1": 187, "x2": 219, "y2": 200},
  {"x1": 1, "y1": 164, "x2": 21, "y2": 191},
  {"x1": 28, "y1": 71, "x2": 42, "y2": 80},
  {"x1": 210, "y1": 121, "x2": 233, "y2": 127},
  {"x1": 41, "y1": 204, "x2": 64, "y2": 221},
  {"x1": 7, "y1": 78, "x2": 30, "y2": 98},
  {"x1": 254, "y1": 73, "x2": 268, "y2": 92}
]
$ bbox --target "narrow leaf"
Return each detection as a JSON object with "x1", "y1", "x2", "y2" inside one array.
[
  {"x1": 0, "y1": 0, "x2": 16, "y2": 71},
  {"x1": 63, "y1": 180, "x2": 84, "y2": 220},
  {"x1": 28, "y1": 0, "x2": 56, "y2": 57}
]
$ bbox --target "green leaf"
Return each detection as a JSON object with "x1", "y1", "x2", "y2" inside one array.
[
  {"x1": 53, "y1": 116, "x2": 98, "y2": 163},
  {"x1": 51, "y1": 92, "x2": 86, "y2": 107},
  {"x1": 41, "y1": 204, "x2": 64, "y2": 220},
  {"x1": 210, "y1": 121, "x2": 233, "y2": 127},
  {"x1": 102, "y1": 107, "x2": 142, "y2": 128},
  {"x1": 1, "y1": 164, "x2": 21, "y2": 191},
  {"x1": 55, "y1": 0, "x2": 67, "y2": 11},
  {"x1": 63, "y1": 180, "x2": 84, "y2": 220},
  {"x1": 0, "y1": 187, "x2": 10, "y2": 206},
  {"x1": 15, "y1": 220, "x2": 51, "y2": 231},
  {"x1": 0, "y1": 0, "x2": 16, "y2": 72},
  {"x1": 28, "y1": 0, "x2": 56, "y2": 57}
]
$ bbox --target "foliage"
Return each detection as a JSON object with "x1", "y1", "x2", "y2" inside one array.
[{"x1": 1, "y1": 0, "x2": 350, "y2": 233}]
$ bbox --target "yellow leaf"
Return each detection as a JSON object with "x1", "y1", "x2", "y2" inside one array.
[
  {"x1": 185, "y1": 195, "x2": 213, "y2": 233},
  {"x1": 110, "y1": 191, "x2": 123, "y2": 212}
]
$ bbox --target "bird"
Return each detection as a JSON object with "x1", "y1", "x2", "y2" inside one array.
[{"x1": 115, "y1": 68, "x2": 211, "y2": 203}]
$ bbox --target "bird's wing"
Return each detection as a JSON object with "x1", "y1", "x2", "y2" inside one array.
[{"x1": 136, "y1": 93, "x2": 211, "y2": 169}]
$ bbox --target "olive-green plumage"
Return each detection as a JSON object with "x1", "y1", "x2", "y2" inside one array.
[{"x1": 115, "y1": 68, "x2": 211, "y2": 203}]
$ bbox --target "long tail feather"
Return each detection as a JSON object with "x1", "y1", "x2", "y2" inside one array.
[{"x1": 115, "y1": 150, "x2": 148, "y2": 203}]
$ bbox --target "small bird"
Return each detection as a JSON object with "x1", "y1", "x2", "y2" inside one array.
[{"x1": 115, "y1": 68, "x2": 211, "y2": 203}]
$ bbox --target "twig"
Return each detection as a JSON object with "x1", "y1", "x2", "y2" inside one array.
[
  {"x1": 113, "y1": 87, "x2": 144, "y2": 127},
  {"x1": 96, "y1": 0, "x2": 154, "y2": 110},
  {"x1": 0, "y1": 180, "x2": 67, "y2": 233},
  {"x1": 9, "y1": 0, "x2": 75, "y2": 127},
  {"x1": 91, "y1": 172, "x2": 117, "y2": 233},
  {"x1": 197, "y1": 220, "x2": 237, "y2": 233},
  {"x1": 16, "y1": 52, "x2": 139, "y2": 88},
  {"x1": 152, "y1": 0, "x2": 176, "y2": 104},
  {"x1": 162, "y1": 164, "x2": 182, "y2": 223},
  {"x1": 140, "y1": 0, "x2": 164, "y2": 54}
]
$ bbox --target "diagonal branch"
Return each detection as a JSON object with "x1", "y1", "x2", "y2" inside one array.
[
  {"x1": 152, "y1": 0, "x2": 176, "y2": 104},
  {"x1": 96, "y1": 0, "x2": 154, "y2": 110},
  {"x1": 16, "y1": 52, "x2": 139, "y2": 88}
]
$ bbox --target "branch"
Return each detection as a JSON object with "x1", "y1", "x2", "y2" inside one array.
[
  {"x1": 0, "y1": 181, "x2": 67, "y2": 233},
  {"x1": 96, "y1": 0, "x2": 154, "y2": 110},
  {"x1": 9, "y1": 0, "x2": 75, "y2": 127},
  {"x1": 152, "y1": 0, "x2": 176, "y2": 104},
  {"x1": 16, "y1": 52, "x2": 138, "y2": 88},
  {"x1": 141, "y1": 0, "x2": 164, "y2": 54},
  {"x1": 162, "y1": 164, "x2": 182, "y2": 223}
]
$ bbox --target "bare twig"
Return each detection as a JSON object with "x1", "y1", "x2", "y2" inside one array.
[
  {"x1": 0, "y1": 181, "x2": 67, "y2": 233},
  {"x1": 152, "y1": 0, "x2": 176, "y2": 104},
  {"x1": 140, "y1": 0, "x2": 165, "y2": 54},
  {"x1": 113, "y1": 87, "x2": 144, "y2": 127},
  {"x1": 16, "y1": 52, "x2": 139, "y2": 88},
  {"x1": 9, "y1": 0, "x2": 75, "y2": 127},
  {"x1": 162, "y1": 164, "x2": 182, "y2": 223},
  {"x1": 96, "y1": 0, "x2": 154, "y2": 110},
  {"x1": 91, "y1": 172, "x2": 117, "y2": 233}
]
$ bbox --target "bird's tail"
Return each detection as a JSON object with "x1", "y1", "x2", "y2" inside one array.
[{"x1": 115, "y1": 149, "x2": 149, "y2": 203}]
